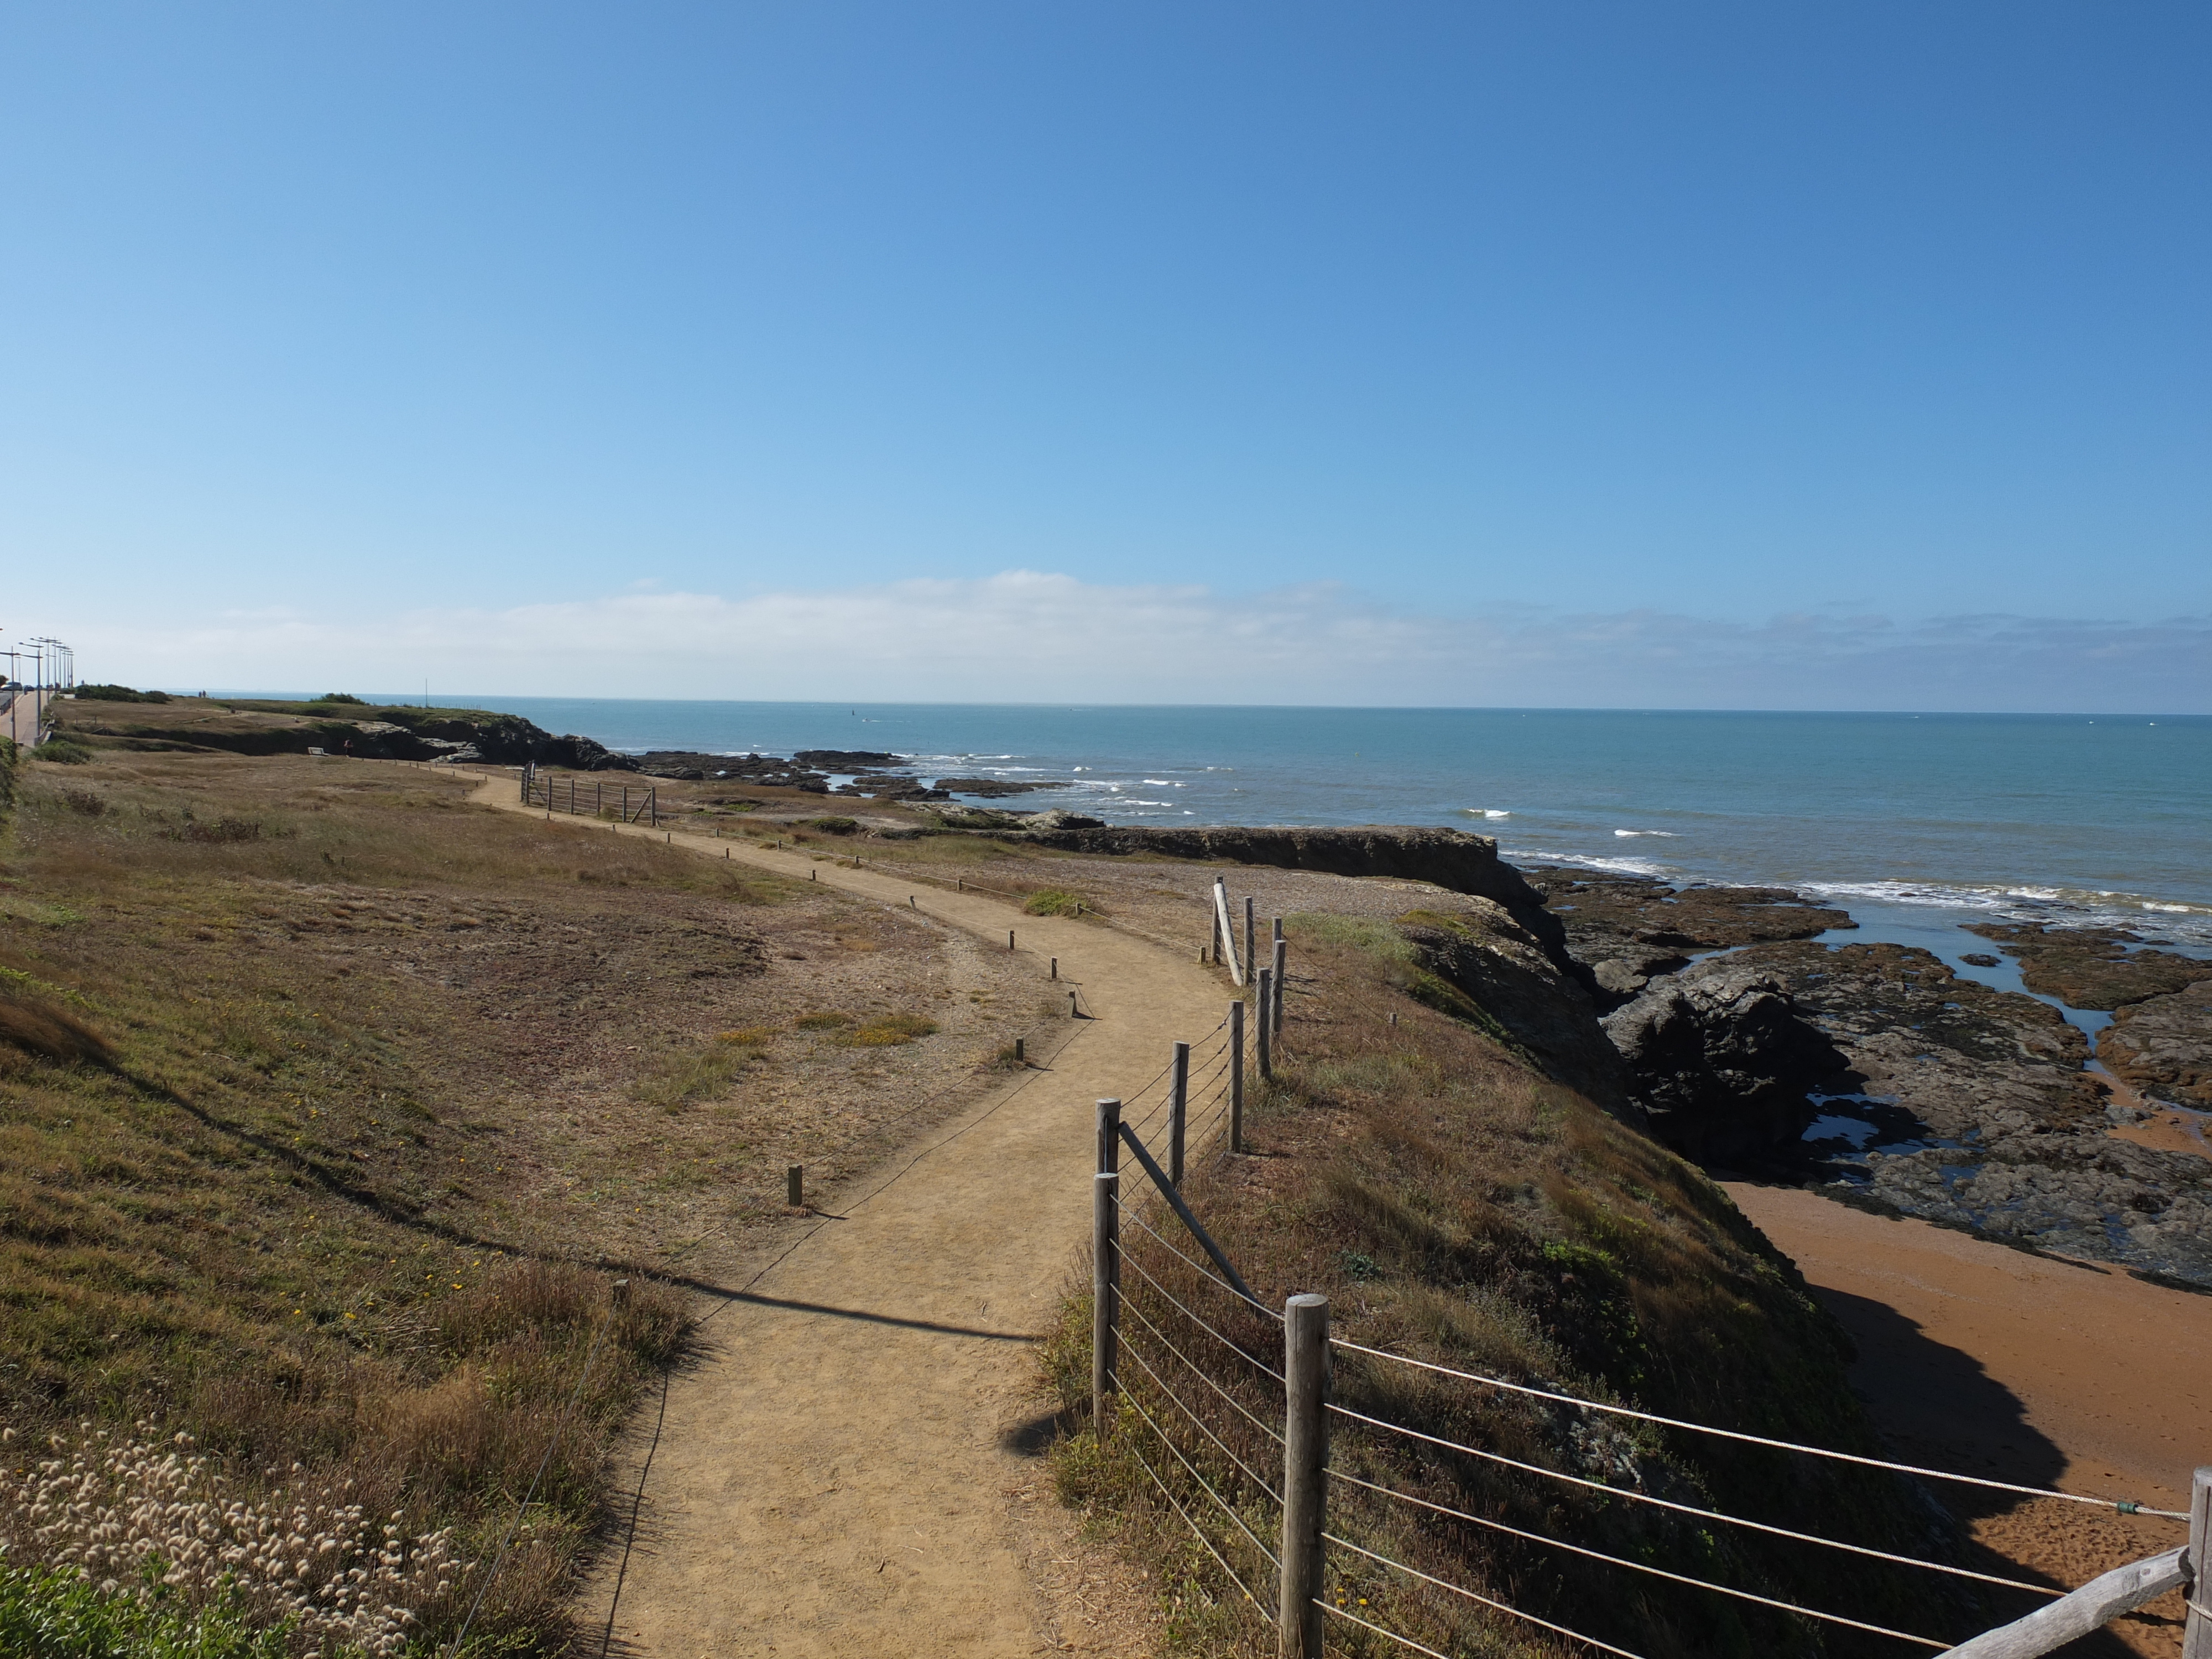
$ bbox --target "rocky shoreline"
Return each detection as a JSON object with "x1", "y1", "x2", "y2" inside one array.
[{"x1": 1524, "y1": 866, "x2": 2212, "y2": 1288}]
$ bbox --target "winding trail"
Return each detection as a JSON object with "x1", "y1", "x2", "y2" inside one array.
[{"x1": 472, "y1": 776, "x2": 1225, "y2": 1655}]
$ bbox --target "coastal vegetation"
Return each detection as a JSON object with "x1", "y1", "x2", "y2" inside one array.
[
  {"x1": 0, "y1": 739, "x2": 1057, "y2": 1652},
  {"x1": 1044, "y1": 916, "x2": 2008, "y2": 1657}
]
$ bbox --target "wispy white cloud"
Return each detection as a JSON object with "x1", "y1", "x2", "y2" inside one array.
[{"x1": 49, "y1": 571, "x2": 2212, "y2": 712}]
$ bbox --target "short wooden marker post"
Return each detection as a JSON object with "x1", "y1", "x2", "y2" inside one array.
[
  {"x1": 1256, "y1": 968, "x2": 1274, "y2": 1080},
  {"x1": 1013, "y1": 1036, "x2": 1024, "y2": 1065},
  {"x1": 1168, "y1": 1040, "x2": 1190, "y2": 1185},
  {"x1": 1279, "y1": 1293, "x2": 1329, "y2": 1658},
  {"x1": 1229, "y1": 1000, "x2": 1245, "y2": 1152},
  {"x1": 1050, "y1": 957, "x2": 1058, "y2": 979},
  {"x1": 1068, "y1": 990, "x2": 1078, "y2": 1018},
  {"x1": 786, "y1": 1165, "x2": 804, "y2": 1208},
  {"x1": 1093, "y1": 1098, "x2": 1122, "y2": 1435},
  {"x1": 2185, "y1": 1466, "x2": 2211, "y2": 1659},
  {"x1": 1009, "y1": 930, "x2": 1016, "y2": 951}
]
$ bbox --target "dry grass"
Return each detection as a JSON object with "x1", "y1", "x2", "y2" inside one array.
[
  {"x1": 1048, "y1": 916, "x2": 1989, "y2": 1659},
  {"x1": 0, "y1": 745, "x2": 1056, "y2": 1652}
]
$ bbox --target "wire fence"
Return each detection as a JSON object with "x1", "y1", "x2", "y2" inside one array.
[{"x1": 1091, "y1": 899, "x2": 2200, "y2": 1659}]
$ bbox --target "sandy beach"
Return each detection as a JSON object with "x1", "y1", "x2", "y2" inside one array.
[{"x1": 1728, "y1": 1183, "x2": 2212, "y2": 1655}]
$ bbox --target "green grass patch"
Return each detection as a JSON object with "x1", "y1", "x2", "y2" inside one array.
[
  {"x1": 0, "y1": 1566, "x2": 291, "y2": 1659},
  {"x1": 1020, "y1": 887, "x2": 1094, "y2": 917}
]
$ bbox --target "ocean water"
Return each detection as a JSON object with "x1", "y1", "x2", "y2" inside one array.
[{"x1": 387, "y1": 698, "x2": 2212, "y2": 950}]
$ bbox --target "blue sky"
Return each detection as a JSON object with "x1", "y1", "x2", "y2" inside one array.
[{"x1": 4, "y1": 2, "x2": 2207, "y2": 708}]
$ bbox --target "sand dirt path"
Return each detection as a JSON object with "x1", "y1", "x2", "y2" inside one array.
[{"x1": 472, "y1": 776, "x2": 1225, "y2": 1655}]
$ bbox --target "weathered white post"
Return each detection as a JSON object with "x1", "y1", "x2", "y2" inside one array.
[
  {"x1": 2187, "y1": 1465, "x2": 2211, "y2": 1659},
  {"x1": 1168, "y1": 1041, "x2": 1190, "y2": 1185},
  {"x1": 1229, "y1": 1000, "x2": 1246, "y2": 1152},
  {"x1": 1279, "y1": 1293, "x2": 1329, "y2": 1658},
  {"x1": 1093, "y1": 1098, "x2": 1122, "y2": 1436}
]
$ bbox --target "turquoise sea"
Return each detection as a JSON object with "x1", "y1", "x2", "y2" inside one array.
[{"x1": 367, "y1": 700, "x2": 2212, "y2": 960}]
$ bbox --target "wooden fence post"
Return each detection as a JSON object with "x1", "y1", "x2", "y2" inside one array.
[
  {"x1": 1093, "y1": 1098, "x2": 1122, "y2": 1436},
  {"x1": 1272, "y1": 936, "x2": 1288, "y2": 1036},
  {"x1": 1169, "y1": 1041, "x2": 1190, "y2": 1185},
  {"x1": 1257, "y1": 969, "x2": 1273, "y2": 1080},
  {"x1": 786, "y1": 1165, "x2": 804, "y2": 1208},
  {"x1": 1280, "y1": 1293, "x2": 1329, "y2": 1658},
  {"x1": 1229, "y1": 1000, "x2": 1245, "y2": 1153},
  {"x1": 2187, "y1": 1466, "x2": 2211, "y2": 1659},
  {"x1": 1245, "y1": 897, "x2": 1256, "y2": 997}
]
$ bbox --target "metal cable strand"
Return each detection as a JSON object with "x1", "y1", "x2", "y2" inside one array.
[
  {"x1": 1119, "y1": 1331, "x2": 1284, "y2": 1503},
  {"x1": 1326, "y1": 1431, "x2": 2062, "y2": 1597},
  {"x1": 1118, "y1": 1247, "x2": 1285, "y2": 1382},
  {"x1": 1322, "y1": 1416, "x2": 1948, "y2": 1649},
  {"x1": 1316, "y1": 1598, "x2": 1458, "y2": 1659},
  {"x1": 1327, "y1": 1338, "x2": 2189, "y2": 1519},
  {"x1": 1115, "y1": 1197, "x2": 1284, "y2": 1321},
  {"x1": 1117, "y1": 1370, "x2": 1284, "y2": 1569},
  {"x1": 1122, "y1": 1296, "x2": 1285, "y2": 1447},
  {"x1": 1319, "y1": 1536, "x2": 1647, "y2": 1659},
  {"x1": 1123, "y1": 1434, "x2": 1274, "y2": 1622}
]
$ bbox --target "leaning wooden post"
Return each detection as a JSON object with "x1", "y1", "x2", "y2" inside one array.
[
  {"x1": 1272, "y1": 936, "x2": 1288, "y2": 1037},
  {"x1": 1229, "y1": 1000, "x2": 1246, "y2": 1152},
  {"x1": 1257, "y1": 968, "x2": 1274, "y2": 1080},
  {"x1": 1279, "y1": 1292, "x2": 1329, "y2": 1658},
  {"x1": 1168, "y1": 1041, "x2": 1190, "y2": 1185},
  {"x1": 2186, "y1": 1466, "x2": 2211, "y2": 1659},
  {"x1": 1245, "y1": 897, "x2": 1256, "y2": 995},
  {"x1": 1093, "y1": 1098, "x2": 1123, "y2": 1436}
]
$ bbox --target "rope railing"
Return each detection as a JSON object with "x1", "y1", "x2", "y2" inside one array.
[
  {"x1": 1323, "y1": 1532, "x2": 1648, "y2": 1659},
  {"x1": 1115, "y1": 1196, "x2": 1282, "y2": 1324},
  {"x1": 1121, "y1": 1296, "x2": 1284, "y2": 1449},
  {"x1": 1317, "y1": 1420, "x2": 1954, "y2": 1650},
  {"x1": 1115, "y1": 1369, "x2": 1282, "y2": 1572},
  {"x1": 1083, "y1": 936, "x2": 2210, "y2": 1659},
  {"x1": 1118, "y1": 1245, "x2": 1284, "y2": 1383},
  {"x1": 1324, "y1": 1413, "x2": 2065, "y2": 1597},
  {"x1": 1328, "y1": 1337, "x2": 2190, "y2": 1521},
  {"x1": 1123, "y1": 1432, "x2": 1275, "y2": 1620},
  {"x1": 1119, "y1": 1332, "x2": 1284, "y2": 1504}
]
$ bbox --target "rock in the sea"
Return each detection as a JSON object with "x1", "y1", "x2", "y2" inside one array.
[
  {"x1": 1601, "y1": 964, "x2": 1843, "y2": 1158},
  {"x1": 2099, "y1": 979, "x2": 2212, "y2": 1107},
  {"x1": 931, "y1": 776, "x2": 1064, "y2": 797},
  {"x1": 1020, "y1": 809, "x2": 1105, "y2": 831},
  {"x1": 1963, "y1": 921, "x2": 2212, "y2": 1010},
  {"x1": 1724, "y1": 941, "x2": 2101, "y2": 1140},
  {"x1": 1519, "y1": 866, "x2": 1853, "y2": 1008}
]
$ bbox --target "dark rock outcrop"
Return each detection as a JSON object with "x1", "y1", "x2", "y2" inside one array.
[
  {"x1": 1398, "y1": 901, "x2": 1644, "y2": 1128},
  {"x1": 1010, "y1": 822, "x2": 1556, "y2": 927},
  {"x1": 1520, "y1": 866, "x2": 1852, "y2": 1008},
  {"x1": 1601, "y1": 964, "x2": 1844, "y2": 1159},
  {"x1": 930, "y1": 776, "x2": 1063, "y2": 797},
  {"x1": 2100, "y1": 980, "x2": 2212, "y2": 1107},
  {"x1": 1726, "y1": 941, "x2": 2101, "y2": 1141},
  {"x1": 791, "y1": 749, "x2": 902, "y2": 769},
  {"x1": 1963, "y1": 921, "x2": 2212, "y2": 1010}
]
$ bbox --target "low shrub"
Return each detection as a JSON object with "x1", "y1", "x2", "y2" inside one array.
[
  {"x1": 838, "y1": 1012, "x2": 939, "y2": 1047},
  {"x1": 1021, "y1": 888, "x2": 1093, "y2": 917},
  {"x1": 715, "y1": 1026, "x2": 778, "y2": 1047},
  {"x1": 155, "y1": 817, "x2": 270, "y2": 844},
  {"x1": 71, "y1": 684, "x2": 171, "y2": 703},
  {"x1": 0, "y1": 984, "x2": 113, "y2": 1070},
  {"x1": 316, "y1": 693, "x2": 366, "y2": 705},
  {"x1": 805, "y1": 816, "x2": 858, "y2": 835},
  {"x1": 31, "y1": 739, "x2": 93, "y2": 765},
  {"x1": 792, "y1": 1011, "x2": 852, "y2": 1030}
]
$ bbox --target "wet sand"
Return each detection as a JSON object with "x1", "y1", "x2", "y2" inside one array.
[{"x1": 1727, "y1": 1183, "x2": 2212, "y2": 1655}]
